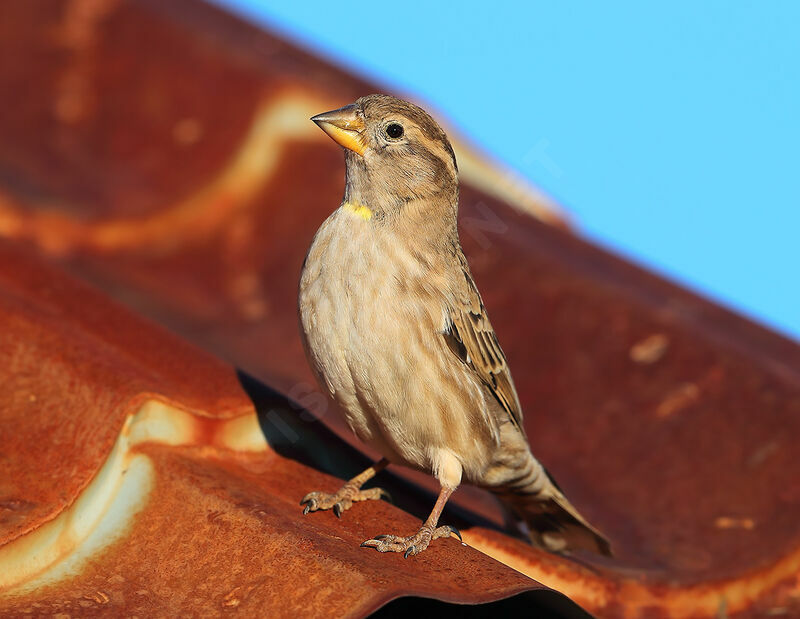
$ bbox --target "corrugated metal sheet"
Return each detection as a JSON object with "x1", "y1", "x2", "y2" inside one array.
[
  {"x1": 0, "y1": 241, "x2": 577, "y2": 615},
  {"x1": 1, "y1": 1, "x2": 799, "y2": 616}
]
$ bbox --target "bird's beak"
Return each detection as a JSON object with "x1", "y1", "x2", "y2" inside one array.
[{"x1": 311, "y1": 104, "x2": 367, "y2": 156}]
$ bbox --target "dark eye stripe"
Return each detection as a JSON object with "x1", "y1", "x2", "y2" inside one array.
[{"x1": 383, "y1": 112, "x2": 458, "y2": 172}]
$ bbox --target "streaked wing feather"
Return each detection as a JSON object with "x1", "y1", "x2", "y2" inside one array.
[{"x1": 443, "y1": 264, "x2": 525, "y2": 434}]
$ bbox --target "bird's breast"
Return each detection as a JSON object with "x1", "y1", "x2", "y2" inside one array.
[
  {"x1": 299, "y1": 209, "x2": 453, "y2": 428},
  {"x1": 300, "y1": 209, "x2": 447, "y2": 341}
]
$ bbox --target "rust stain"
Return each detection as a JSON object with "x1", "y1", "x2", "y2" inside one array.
[
  {"x1": 221, "y1": 579, "x2": 264, "y2": 610},
  {"x1": 172, "y1": 117, "x2": 203, "y2": 145},
  {"x1": 714, "y1": 517, "x2": 755, "y2": 531},
  {"x1": 53, "y1": 0, "x2": 120, "y2": 124},
  {"x1": 83, "y1": 590, "x2": 110, "y2": 604},
  {"x1": 629, "y1": 333, "x2": 669, "y2": 364},
  {"x1": 655, "y1": 382, "x2": 701, "y2": 418}
]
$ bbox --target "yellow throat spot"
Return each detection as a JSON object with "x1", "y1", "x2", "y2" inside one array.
[{"x1": 342, "y1": 201, "x2": 373, "y2": 221}]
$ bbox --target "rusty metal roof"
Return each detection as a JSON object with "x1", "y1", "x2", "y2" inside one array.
[
  {"x1": 1, "y1": 0, "x2": 800, "y2": 616},
  {"x1": 0, "y1": 242, "x2": 580, "y2": 615}
]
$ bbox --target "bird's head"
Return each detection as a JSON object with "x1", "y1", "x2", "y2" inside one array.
[{"x1": 311, "y1": 94, "x2": 459, "y2": 217}]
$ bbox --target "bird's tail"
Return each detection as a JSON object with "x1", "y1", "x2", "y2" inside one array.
[{"x1": 490, "y1": 456, "x2": 612, "y2": 557}]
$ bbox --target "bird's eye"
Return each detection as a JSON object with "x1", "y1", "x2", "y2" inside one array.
[{"x1": 385, "y1": 123, "x2": 404, "y2": 139}]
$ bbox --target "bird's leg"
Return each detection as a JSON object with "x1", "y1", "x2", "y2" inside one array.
[
  {"x1": 300, "y1": 458, "x2": 391, "y2": 518},
  {"x1": 360, "y1": 485, "x2": 461, "y2": 558}
]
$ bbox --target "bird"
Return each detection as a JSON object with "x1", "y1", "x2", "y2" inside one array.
[{"x1": 298, "y1": 94, "x2": 611, "y2": 558}]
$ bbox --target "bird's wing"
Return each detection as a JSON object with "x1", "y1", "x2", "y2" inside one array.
[{"x1": 442, "y1": 260, "x2": 525, "y2": 435}]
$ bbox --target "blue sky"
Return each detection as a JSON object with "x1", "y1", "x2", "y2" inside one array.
[{"x1": 215, "y1": 1, "x2": 799, "y2": 340}]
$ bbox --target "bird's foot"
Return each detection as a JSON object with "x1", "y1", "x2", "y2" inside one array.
[
  {"x1": 360, "y1": 524, "x2": 461, "y2": 558},
  {"x1": 300, "y1": 484, "x2": 390, "y2": 518}
]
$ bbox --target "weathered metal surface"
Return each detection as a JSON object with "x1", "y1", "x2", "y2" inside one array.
[
  {"x1": 0, "y1": 241, "x2": 578, "y2": 616},
  {"x1": 1, "y1": 0, "x2": 799, "y2": 616}
]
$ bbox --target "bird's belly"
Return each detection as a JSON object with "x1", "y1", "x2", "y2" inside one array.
[{"x1": 300, "y1": 268, "x2": 405, "y2": 457}]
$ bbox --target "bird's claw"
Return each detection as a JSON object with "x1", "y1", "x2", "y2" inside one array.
[
  {"x1": 300, "y1": 491, "x2": 320, "y2": 515},
  {"x1": 299, "y1": 492, "x2": 317, "y2": 505},
  {"x1": 299, "y1": 485, "x2": 389, "y2": 516},
  {"x1": 360, "y1": 524, "x2": 460, "y2": 557},
  {"x1": 441, "y1": 525, "x2": 462, "y2": 542}
]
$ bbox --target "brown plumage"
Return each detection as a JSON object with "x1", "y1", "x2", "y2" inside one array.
[{"x1": 298, "y1": 94, "x2": 610, "y2": 557}]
